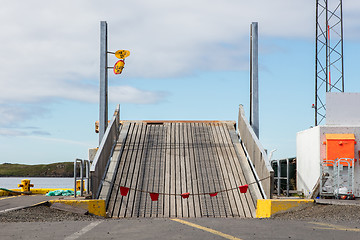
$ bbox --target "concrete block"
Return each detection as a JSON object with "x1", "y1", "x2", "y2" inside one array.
[
  {"x1": 256, "y1": 199, "x2": 314, "y2": 218},
  {"x1": 49, "y1": 199, "x2": 106, "y2": 217},
  {"x1": 50, "y1": 202, "x2": 88, "y2": 215}
]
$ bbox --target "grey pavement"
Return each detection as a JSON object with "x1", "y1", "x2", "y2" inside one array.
[
  {"x1": 0, "y1": 195, "x2": 62, "y2": 213},
  {"x1": 315, "y1": 198, "x2": 360, "y2": 206},
  {"x1": 1, "y1": 218, "x2": 360, "y2": 240}
]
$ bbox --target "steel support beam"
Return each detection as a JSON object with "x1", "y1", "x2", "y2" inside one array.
[
  {"x1": 250, "y1": 22, "x2": 259, "y2": 138},
  {"x1": 99, "y1": 21, "x2": 108, "y2": 144}
]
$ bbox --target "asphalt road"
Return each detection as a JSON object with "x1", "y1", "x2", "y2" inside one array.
[
  {"x1": 1, "y1": 218, "x2": 359, "y2": 240},
  {"x1": 0, "y1": 195, "x2": 62, "y2": 213}
]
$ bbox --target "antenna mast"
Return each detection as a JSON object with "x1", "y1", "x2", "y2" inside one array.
[{"x1": 315, "y1": 0, "x2": 344, "y2": 126}]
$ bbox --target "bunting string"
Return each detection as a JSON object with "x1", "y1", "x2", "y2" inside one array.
[{"x1": 99, "y1": 175, "x2": 270, "y2": 200}]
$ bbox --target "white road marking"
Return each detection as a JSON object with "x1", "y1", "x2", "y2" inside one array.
[
  {"x1": 64, "y1": 221, "x2": 104, "y2": 240},
  {"x1": 0, "y1": 206, "x2": 26, "y2": 213}
]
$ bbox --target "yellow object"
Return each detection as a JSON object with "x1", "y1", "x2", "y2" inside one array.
[
  {"x1": 113, "y1": 60, "x2": 125, "y2": 74},
  {"x1": 17, "y1": 179, "x2": 34, "y2": 195},
  {"x1": 0, "y1": 188, "x2": 74, "y2": 196},
  {"x1": 115, "y1": 50, "x2": 130, "y2": 59},
  {"x1": 95, "y1": 121, "x2": 99, "y2": 133},
  {"x1": 49, "y1": 199, "x2": 106, "y2": 217},
  {"x1": 76, "y1": 180, "x2": 85, "y2": 191},
  {"x1": 256, "y1": 199, "x2": 314, "y2": 218}
]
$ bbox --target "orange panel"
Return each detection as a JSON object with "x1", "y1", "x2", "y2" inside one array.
[{"x1": 325, "y1": 134, "x2": 355, "y2": 166}]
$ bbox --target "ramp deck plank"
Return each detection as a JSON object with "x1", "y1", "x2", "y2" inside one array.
[{"x1": 101, "y1": 121, "x2": 263, "y2": 218}]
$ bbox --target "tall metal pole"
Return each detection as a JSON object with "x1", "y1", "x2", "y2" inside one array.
[
  {"x1": 99, "y1": 21, "x2": 108, "y2": 144},
  {"x1": 250, "y1": 22, "x2": 259, "y2": 138}
]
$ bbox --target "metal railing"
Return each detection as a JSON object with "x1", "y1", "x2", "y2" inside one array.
[
  {"x1": 320, "y1": 158, "x2": 355, "y2": 198},
  {"x1": 74, "y1": 158, "x2": 90, "y2": 198},
  {"x1": 90, "y1": 105, "x2": 120, "y2": 198},
  {"x1": 271, "y1": 158, "x2": 291, "y2": 197},
  {"x1": 237, "y1": 104, "x2": 274, "y2": 199}
]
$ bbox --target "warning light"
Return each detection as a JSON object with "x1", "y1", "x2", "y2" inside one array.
[{"x1": 114, "y1": 60, "x2": 125, "y2": 75}]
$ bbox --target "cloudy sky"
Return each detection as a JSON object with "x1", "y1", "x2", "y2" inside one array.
[{"x1": 1, "y1": 0, "x2": 360, "y2": 164}]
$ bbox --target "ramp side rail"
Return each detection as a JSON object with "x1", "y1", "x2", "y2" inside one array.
[
  {"x1": 74, "y1": 158, "x2": 90, "y2": 198},
  {"x1": 90, "y1": 104, "x2": 120, "y2": 198},
  {"x1": 237, "y1": 104, "x2": 274, "y2": 199}
]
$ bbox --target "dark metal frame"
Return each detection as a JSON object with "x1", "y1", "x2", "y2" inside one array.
[{"x1": 315, "y1": 0, "x2": 344, "y2": 126}]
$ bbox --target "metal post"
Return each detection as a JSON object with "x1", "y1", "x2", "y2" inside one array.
[
  {"x1": 250, "y1": 22, "x2": 259, "y2": 138},
  {"x1": 85, "y1": 160, "x2": 90, "y2": 194},
  {"x1": 99, "y1": 21, "x2": 108, "y2": 145},
  {"x1": 286, "y1": 158, "x2": 290, "y2": 197},
  {"x1": 277, "y1": 160, "x2": 281, "y2": 196},
  {"x1": 80, "y1": 160, "x2": 84, "y2": 197},
  {"x1": 74, "y1": 159, "x2": 77, "y2": 198}
]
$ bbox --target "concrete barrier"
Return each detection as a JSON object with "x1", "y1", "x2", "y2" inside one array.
[
  {"x1": 256, "y1": 199, "x2": 314, "y2": 218},
  {"x1": 49, "y1": 199, "x2": 106, "y2": 217}
]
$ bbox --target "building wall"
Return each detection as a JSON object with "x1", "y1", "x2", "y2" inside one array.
[
  {"x1": 296, "y1": 127, "x2": 321, "y2": 196},
  {"x1": 297, "y1": 125, "x2": 360, "y2": 197},
  {"x1": 327, "y1": 92, "x2": 360, "y2": 125}
]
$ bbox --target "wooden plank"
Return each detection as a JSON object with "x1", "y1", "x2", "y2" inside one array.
[
  {"x1": 169, "y1": 123, "x2": 176, "y2": 218},
  {"x1": 179, "y1": 123, "x2": 189, "y2": 218},
  {"x1": 216, "y1": 123, "x2": 244, "y2": 218},
  {"x1": 158, "y1": 125, "x2": 166, "y2": 217},
  {"x1": 118, "y1": 123, "x2": 143, "y2": 217},
  {"x1": 99, "y1": 124, "x2": 124, "y2": 201},
  {"x1": 131, "y1": 124, "x2": 149, "y2": 217},
  {"x1": 187, "y1": 122, "x2": 202, "y2": 217},
  {"x1": 163, "y1": 123, "x2": 171, "y2": 217},
  {"x1": 149, "y1": 125, "x2": 161, "y2": 217},
  {"x1": 143, "y1": 125, "x2": 156, "y2": 218},
  {"x1": 183, "y1": 123, "x2": 195, "y2": 218},
  {"x1": 135, "y1": 124, "x2": 153, "y2": 217},
  {"x1": 218, "y1": 123, "x2": 249, "y2": 217},
  {"x1": 114, "y1": 123, "x2": 138, "y2": 217},
  {"x1": 200, "y1": 123, "x2": 221, "y2": 217},
  {"x1": 210, "y1": 123, "x2": 236, "y2": 217},
  {"x1": 108, "y1": 123, "x2": 132, "y2": 217},
  {"x1": 192, "y1": 122, "x2": 209, "y2": 217},
  {"x1": 175, "y1": 123, "x2": 182, "y2": 217},
  {"x1": 126, "y1": 123, "x2": 146, "y2": 217},
  {"x1": 205, "y1": 123, "x2": 230, "y2": 217},
  {"x1": 105, "y1": 123, "x2": 128, "y2": 217}
]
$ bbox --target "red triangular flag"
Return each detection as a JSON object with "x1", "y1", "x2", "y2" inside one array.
[
  {"x1": 181, "y1": 192, "x2": 190, "y2": 199},
  {"x1": 120, "y1": 186, "x2": 129, "y2": 196},
  {"x1": 149, "y1": 192, "x2": 159, "y2": 201},
  {"x1": 209, "y1": 192, "x2": 218, "y2": 197},
  {"x1": 239, "y1": 184, "x2": 248, "y2": 193}
]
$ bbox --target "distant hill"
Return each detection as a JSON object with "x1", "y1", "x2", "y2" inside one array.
[{"x1": 0, "y1": 162, "x2": 75, "y2": 177}]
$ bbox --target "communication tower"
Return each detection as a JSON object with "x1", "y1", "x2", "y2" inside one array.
[{"x1": 315, "y1": 0, "x2": 344, "y2": 125}]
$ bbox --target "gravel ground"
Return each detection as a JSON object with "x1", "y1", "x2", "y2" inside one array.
[
  {"x1": 2, "y1": 202, "x2": 360, "y2": 223},
  {"x1": 272, "y1": 203, "x2": 360, "y2": 223},
  {"x1": 0, "y1": 205, "x2": 104, "y2": 222}
]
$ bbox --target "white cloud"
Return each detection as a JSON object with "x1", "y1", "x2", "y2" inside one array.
[{"x1": 0, "y1": 0, "x2": 359, "y2": 124}]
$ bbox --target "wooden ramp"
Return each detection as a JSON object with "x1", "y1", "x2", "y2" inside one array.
[{"x1": 99, "y1": 121, "x2": 263, "y2": 218}]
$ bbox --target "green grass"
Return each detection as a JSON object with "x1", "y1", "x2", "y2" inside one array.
[{"x1": 0, "y1": 162, "x2": 75, "y2": 177}]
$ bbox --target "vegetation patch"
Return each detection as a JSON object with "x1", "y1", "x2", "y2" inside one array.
[{"x1": 0, "y1": 162, "x2": 75, "y2": 177}]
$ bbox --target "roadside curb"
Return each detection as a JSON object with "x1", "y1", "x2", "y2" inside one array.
[
  {"x1": 0, "y1": 188, "x2": 74, "y2": 196},
  {"x1": 256, "y1": 199, "x2": 314, "y2": 218},
  {"x1": 49, "y1": 199, "x2": 106, "y2": 217}
]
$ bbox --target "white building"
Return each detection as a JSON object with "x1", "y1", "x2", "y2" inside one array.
[{"x1": 297, "y1": 93, "x2": 360, "y2": 198}]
